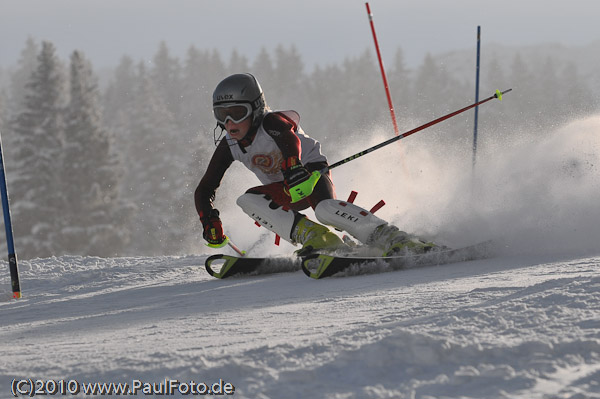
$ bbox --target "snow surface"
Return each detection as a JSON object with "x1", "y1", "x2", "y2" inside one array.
[
  {"x1": 1, "y1": 252, "x2": 599, "y2": 398},
  {"x1": 1, "y1": 117, "x2": 600, "y2": 398}
]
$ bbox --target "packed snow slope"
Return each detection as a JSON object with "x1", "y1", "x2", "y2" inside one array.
[
  {"x1": 1, "y1": 252, "x2": 599, "y2": 398},
  {"x1": 1, "y1": 116, "x2": 600, "y2": 398}
]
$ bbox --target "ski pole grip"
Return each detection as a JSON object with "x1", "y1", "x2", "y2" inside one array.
[
  {"x1": 289, "y1": 170, "x2": 322, "y2": 203},
  {"x1": 206, "y1": 235, "x2": 230, "y2": 249}
]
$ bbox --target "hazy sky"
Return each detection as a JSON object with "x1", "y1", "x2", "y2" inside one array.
[{"x1": 1, "y1": 0, "x2": 599, "y2": 70}]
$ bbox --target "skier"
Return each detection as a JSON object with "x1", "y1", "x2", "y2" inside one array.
[{"x1": 195, "y1": 73, "x2": 434, "y2": 256}]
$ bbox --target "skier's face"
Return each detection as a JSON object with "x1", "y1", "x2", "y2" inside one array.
[{"x1": 225, "y1": 117, "x2": 252, "y2": 141}]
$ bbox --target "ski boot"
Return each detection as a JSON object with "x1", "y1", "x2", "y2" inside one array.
[
  {"x1": 292, "y1": 217, "x2": 346, "y2": 256},
  {"x1": 368, "y1": 224, "x2": 436, "y2": 257}
]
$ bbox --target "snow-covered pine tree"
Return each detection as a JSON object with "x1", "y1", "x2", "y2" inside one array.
[
  {"x1": 389, "y1": 47, "x2": 412, "y2": 120},
  {"x1": 177, "y1": 46, "x2": 225, "y2": 140},
  {"x1": 302, "y1": 63, "x2": 344, "y2": 150},
  {"x1": 271, "y1": 45, "x2": 305, "y2": 109},
  {"x1": 61, "y1": 50, "x2": 134, "y2": 256},
  {"x1": 1, "y1": 38, "x2": 40, "y2": 186},
  {"x1": 0, "y1": 88, "x2": 6, "y2": 132},
  {"x1": 149, "y1": 43, "x2": 201, "y2": 252},
  {"x1": 414, "y1": 54, "x2": 449, "y2": 120},
  {"x1": 8, "y1": 38, "x2": 39, "y2": 117},
  {"x1": 507, "y1": 53, "x2": 534, "y2": 131},
  {"x1": 102, "y1": 55, "x2": 136, "y2": 133},
  {"x1": 119, "y1": 62, "x2": 182, "y2": 255},
  {"x1": 561, "y1": 62, "x2": 595, "y2": 120},
  {"x1": 8, "y1": 41, "x2": 66, "y2": 258},
  {"x1": 227, "y1": 49, "x2": 249, "y2": 76},
  {"x1": 151, "y1": 42, "x2": 183, "y2": 119},
  {"x1": 252, "y1": 47, "x2": 275, "y2": 93}
]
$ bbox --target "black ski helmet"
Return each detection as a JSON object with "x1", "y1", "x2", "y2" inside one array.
[{"x1": 212, "y1": 73, "x2": 267, "y2": 129}]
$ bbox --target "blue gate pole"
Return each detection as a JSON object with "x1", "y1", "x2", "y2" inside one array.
[
  {"x1": 472, "y1": 25, "x2": 481, "y2": 169},
  {"x1": 0, "y1": 132, "x2": 21, "y2": 299}
]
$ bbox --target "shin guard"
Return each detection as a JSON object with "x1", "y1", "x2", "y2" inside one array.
[
  {"x1": 314, "y1": 199, "x2": 386, "y2": 244},
  {"x1": 236, "y1": 193, "x2": 298, "y2": 243}
]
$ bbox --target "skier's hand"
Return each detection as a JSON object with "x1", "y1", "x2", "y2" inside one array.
[
  {"x1": 281, "y1": 156, "x2": 311, "y2": 190},
  {"x1": 201, "y1": 209, "x2": 226, "y2": 246},
  {"x1": 281, "y1": 156, "x2": 321, "y2": 203}
]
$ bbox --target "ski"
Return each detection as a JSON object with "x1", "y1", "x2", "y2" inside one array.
[
  {"x1": 301, "y1": 241, "x2": 494, "y2": 279},
  {"x1": 205, "y1": 254, "x2": 300, "y2": 279}
]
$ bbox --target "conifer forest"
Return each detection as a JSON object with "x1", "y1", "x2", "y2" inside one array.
[{"x1": 0, "y1": 38, "x2": 598, "y2": 259}]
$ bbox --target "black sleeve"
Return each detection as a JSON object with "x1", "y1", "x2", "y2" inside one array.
[
  {"x1": 194, "y1": 138, "x2": 234, "y2": 221},
  {"x1": 262, "y1": 112, "x2": 302, "y2": 160}
]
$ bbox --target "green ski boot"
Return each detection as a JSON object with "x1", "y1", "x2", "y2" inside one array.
[
  {"x1": 292, "y1": 217, "x2": 345, "y2": 256},
  {"x1": 369, "y1": 224, "x2": 436, "y2": 257}
]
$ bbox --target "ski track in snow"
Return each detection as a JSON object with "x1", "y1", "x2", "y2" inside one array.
[
  {"x1": 1, "y1": 252, "x2": 599, "y2": 399},
  {"x1": 2, "y1": 116, "x2": 600, "y2": 397}
]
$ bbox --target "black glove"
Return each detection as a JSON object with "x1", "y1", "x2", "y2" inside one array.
[
  {"x1": 201, "y1": 209, "x2": 226, "y2": 246},
  {"x1": 281, "y1": 156, "x2": 311, "y2": 191}
]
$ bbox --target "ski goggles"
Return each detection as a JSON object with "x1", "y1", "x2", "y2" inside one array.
[{"x1": 213, "y1": 103, "x2": 252, "y2": 124}]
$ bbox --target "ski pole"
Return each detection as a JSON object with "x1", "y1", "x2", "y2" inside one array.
[
  {"x1": 227, "y1": 240, "x2": 247, "y2": 257},
  {"x1": 323, "y1": 89, "x2": 512, "y2": 173},
  {"x1": 206, "y1": 235, "x2": 247, "y2": 257},
  {"x1": 289, "y1": 89, "x2": 512, "y2": 203}
]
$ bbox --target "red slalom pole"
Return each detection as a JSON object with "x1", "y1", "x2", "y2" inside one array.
[
  {"x1": 365, "y1": 2, "x2": 400, "y2": 136},
  {"x1": 227, "y1": 239, "x2": 247, "y2": 257}
]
